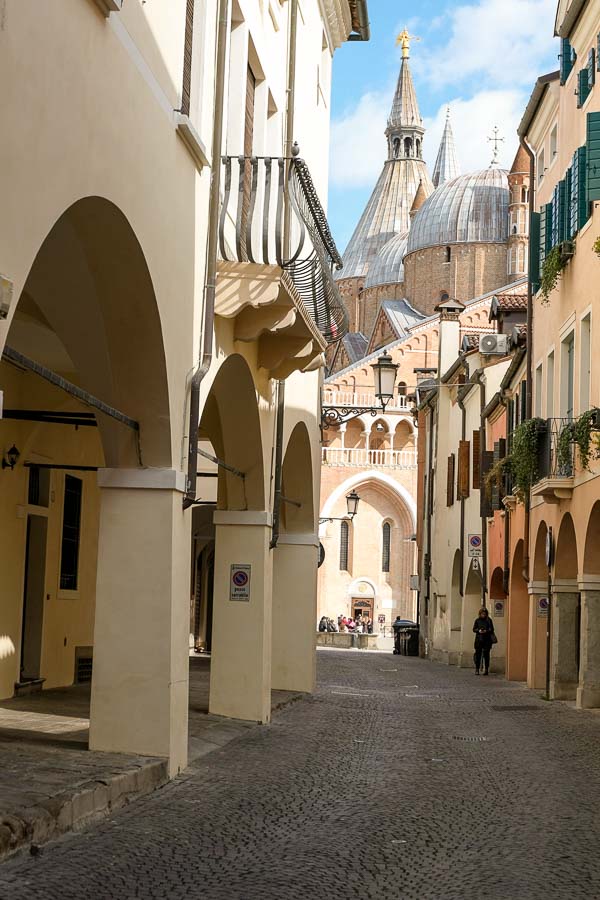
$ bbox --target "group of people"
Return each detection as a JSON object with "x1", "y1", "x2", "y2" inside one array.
[{"x1": 317, "y1": 615, "x2": 374, "y2": 634}]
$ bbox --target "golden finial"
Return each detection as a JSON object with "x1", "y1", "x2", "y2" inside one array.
[{"x1": 396, "y1": 29, "x2": 420, "y2": 59}]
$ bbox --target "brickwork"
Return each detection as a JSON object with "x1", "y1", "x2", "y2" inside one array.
[{"x1": 403, "y1": 243, "x2": 510, "y2": 314}]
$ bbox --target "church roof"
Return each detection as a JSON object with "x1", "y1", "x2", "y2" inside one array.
[
  {"x1": 342, "y1": 332, "x2": 369, "y2": 363},
  {"x1": 410, "y1": 180, "x2": 428, "y2": 215},
  {"x1": 387, "y1": 57, "x2": 423, "y2": 132},
  {"x1": 364, "y1": 230, "x2": 409, "y2": 289},
  {"x1": 380, "y1": 299, "x2": 426, "y2": 334},
  {"x1": 432, "y1": 110, "x2": 460, "y2": 188},
  {"x1": 406, "y1": 168, "x2": 509, "y2": 255}
]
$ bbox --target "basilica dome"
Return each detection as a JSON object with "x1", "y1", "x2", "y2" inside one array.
[
  {"x1": 406, "y1": 168, "x2": 509, "y2": 255},
  {"x1": 364, "y1": 230, "x2": 409, "y2": 290}
]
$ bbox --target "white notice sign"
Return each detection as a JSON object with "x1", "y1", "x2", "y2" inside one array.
[
  {"x1": 230, "y1": 564, "x2": 251, "y2": 602},
  {"x1": 468, "y1": 534, "x2": 483, "y2": 557}
]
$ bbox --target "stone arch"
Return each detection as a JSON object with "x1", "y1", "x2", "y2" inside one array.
[
  {"x1": 281, "y1": 422, "x2": 314, "y2": 534},
  {"x1": 583, "y1": 501, "x2": 600, "y2": 577},
  {"x1": 199, "y1": 354, "x2": 265, "y2": 510},
  {"x1": 555, "y1": 513, "x2": 578, "y2": 582},
  {"x1": 490, "y1": 566, "x2": 506, "y2": 600},
  {"x1": 394, "y1": 419, "x2": 415, "y2": 450},
  {"x1": 450, "y1": 548, "x2": 462, "y2": 632},
  {"x1": 532, "y1": 520, "x2": 548, "y2": 582},
  {"x1": 320, "y1": 470, "x2": 416, "y2": 531},
  {"x1": 507, "y1": 540, "x2": 529, "y2": 682},
  {"x1": 461, "y1": 560, "x2": 482, "y2": 665},
  {"x1": 6, "y1": 196, "x2": 171, "y2": 468}
]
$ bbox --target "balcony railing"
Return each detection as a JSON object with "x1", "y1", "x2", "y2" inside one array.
[
  {"x1": 323, "y1": 390, "x2": 410, "y2": 411},
  {"x1": 218, "y1": 154, "x2": 348, "y2": 344},
  {"x1": 536, "y1": 417, "x2": 575, "y2": 480},
  {"x1": 322, "y1": 447, "x2": 418, "y2": 468}
]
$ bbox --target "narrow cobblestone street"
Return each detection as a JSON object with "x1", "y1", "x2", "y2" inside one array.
[{"x1": 2, "y1": 649, "x2": 600, "y2": 900}]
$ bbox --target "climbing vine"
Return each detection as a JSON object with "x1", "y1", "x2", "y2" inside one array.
[
  {"x1": 540, "y1": 246, "x2": 568, "y2": 304},
  {"x1": 557, "y1": 422, "x2": 574, "y2": 474},
  {"x1": 593, "y1": 236, "x2": 600, "y2": 258},
  {"x1": 484, "y1": 455, "x2": 513, "y2": 502},
  {"x1": 572, "y1": 409, "x2": 600, "y2": 471},
  {"x1": 510, "y1": 418, "x2": 545, "y2": 498}
]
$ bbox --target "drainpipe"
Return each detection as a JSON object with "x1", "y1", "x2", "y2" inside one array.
[
  {"x1": 424, "y1": 397, "x2": 435, "y2": 613},
  {"x1": 473, "y1": 370, "x2": 488, "y2": 605},
  {"x1": 520, "y1": 136, "x2": 536, "y2": 581},
  {"x1": 183, "y1": 0, "x2": 230, "y2": 509},
  {"x1": 270, "y1": 0, "x2": 298, "y2": 549}
]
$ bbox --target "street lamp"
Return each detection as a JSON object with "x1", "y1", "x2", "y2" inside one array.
[
  {"x1": 321, "y1": 352, "x2": 400, "y2": 428},
  {"x1": 320, "y1": 490, "x2": 361, "y2": 524},
  {"x1": 1, "y1": 444, "x2": 20, "y2": 470}
]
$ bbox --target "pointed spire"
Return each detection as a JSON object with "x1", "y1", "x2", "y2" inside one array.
[
  {"x1": 432, "y1": 108, "x2": 460, "y2": 188},
  {"x1": 410, "y1": 179, "x2": 427, "y2": 218},
  {"x1": 388, "y1": 54, "x2": 423, "y2": 131}
]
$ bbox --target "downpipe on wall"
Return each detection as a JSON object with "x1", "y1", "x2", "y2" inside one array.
[{"x1": 520, "y1": 136, "x2": 536, "y2": 581}]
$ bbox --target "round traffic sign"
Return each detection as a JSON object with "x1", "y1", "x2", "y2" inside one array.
[{"x1": 232, "y1": 570, "x2": 249, "y2": 587}]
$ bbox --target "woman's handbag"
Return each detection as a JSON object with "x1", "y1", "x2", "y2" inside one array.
[{"x1": 490, "y1": 633, "x2": 498, "y2": 645}]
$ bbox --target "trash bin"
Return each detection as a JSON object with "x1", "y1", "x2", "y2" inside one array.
[{"x1": 404, "y1": 626, "x2": 420, "y2": 657}]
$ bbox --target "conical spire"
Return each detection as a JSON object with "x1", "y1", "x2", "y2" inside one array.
[
  {"x1": 432, "y1": 108, "x2": 460, "y2": 188},
  {"x1": 410, "y1": 179, "x2": 427, "y2": 217},
  {"x1": 387, "y1": 57, "x2": 422, "y2": 131}
]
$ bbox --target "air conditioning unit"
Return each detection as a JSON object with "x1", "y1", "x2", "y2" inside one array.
[{"x1": 479, "y1": 333, "x2": 509, "y2": 355}]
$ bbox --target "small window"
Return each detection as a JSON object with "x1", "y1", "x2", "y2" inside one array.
[
  {"x1": 538, "y1": 149, "x2": 545, "y2": 184},
  {"x1": 550, "y1": 125, "x2": 558, "y2": 158},
  {"x1": 445, "y1": 246, "x2": 451, "y2": 263},
  {"x1": 339, "y1": 520, "x2": 349, "y2": 571},
  {"x1": 28, "y1": 465, "x2": 50, "y2": 507},
  {"x1": 521, "y1": 186, "x2": 529, "y2": 203},
  {"x1": 382, "y1": 523, "x2": 391, "y2": 573},
  {"x1": 398, "y1": 381, "x2": 407, "y2": 397},
  {"x1": 60, "y1": 475, "x2": 83, "y2": 591}
]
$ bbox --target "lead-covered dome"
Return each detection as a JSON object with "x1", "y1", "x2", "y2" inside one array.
[
  {"x1": 364, "y1": 230, "x2": 409, "y2": 290},
  {"x1": 406, "y1": 168, "x2": 509, "y2": 255}
]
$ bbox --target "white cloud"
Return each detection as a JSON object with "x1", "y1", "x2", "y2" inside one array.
[
  {"x1": 418, "y1": 0, "x2": 557, "y2": 89},
  {"x1": 329, "y1": 90, "x2": 390, "y2": 188},
  {"x1": 424, "y1": 90, "x2": 529, "y2": 174}
]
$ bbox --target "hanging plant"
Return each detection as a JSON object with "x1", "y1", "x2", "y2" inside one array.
[
  {"x1": 557, "y1": 422, "x2": 574, "y2": 474},
  {"x1": 572, "y1": 409, "x2": 600, "y2": 471},
  {"x1": 540, "y1": 246, "x2": 567, "y2": 304},
  {"x1": 484, "y1": 455, "x2": 513, "y2": 502},
  {"x1": 510, "y1": 418, "x2": 545, "y2": 498},
  {"x1": 593, "y1": 236, "x2": 600, "y2": 258}
]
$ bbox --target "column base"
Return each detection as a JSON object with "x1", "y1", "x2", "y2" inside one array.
[
  {"x1": 551, "y1": 681, "x2": 578, "y2": 701},
  {"x1": 577, "y1": 684, "x2": 600, "y2": 708}
]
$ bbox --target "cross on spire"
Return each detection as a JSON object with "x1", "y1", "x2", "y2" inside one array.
[
  {"x1": 396, "y1": 29, "x2": 420, "y2": 60},
  {"x1": 488, "y1": 126, "x2": 504, "y2": 166}
]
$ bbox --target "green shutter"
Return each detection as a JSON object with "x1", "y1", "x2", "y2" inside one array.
[
  {"x1": 578, "y1": 68, "x2": 590, "y2": 108},
  {"x1": 561, "y1": 37, "x2": 575, "y2": 84},
  {"x1": 564, "y1": 167, "x2": 573, "y2": 240},
  {"x1": 587, "y1": 112, "x2": 600, "y2": 202},
  {"x1": 551, "y1": 180, "x2": 567, "y2": 245},
  {"x1": 539, "y1": 203, "x2": 552, "y2": 271},
  {"x1": 529, "y1": 211, "x2": 540, "y2": 292},
  {"x1": 572, "y1": 145, "x2": 588, "y2": 232},
  {"x1": 589, "y1": 48, "x2": 596, "y2": 86}
]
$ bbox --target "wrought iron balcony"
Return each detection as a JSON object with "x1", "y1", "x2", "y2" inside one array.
[
  {"x1": 532, "y1": 417, "x2": 575, "y2": 501},
  {"x1": 217, "y1": 153, "x2": 348, "y2": 344}
]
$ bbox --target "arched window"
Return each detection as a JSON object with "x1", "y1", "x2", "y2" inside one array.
[
  {"x1": 398, "y1": 381, "x2": 407, "y2": 397},
  {"x1": 382, "y1": 523, "x2": 391, "y2": 572},
  {"x1": 415, "y1": 138, "x2": 421, "y2": 158},
  {"x1": 340, "y1": 521, "x2": 349, "y2": 571},
  {"x1": 393, "y1": 138, "x2": 401, "y2": 158},
  {"x1": 521, "y1": 186, "x2": 529, "y2": 203},
  {"x1": 404, "y1": 137, "x2": 412, "y2": 157}
]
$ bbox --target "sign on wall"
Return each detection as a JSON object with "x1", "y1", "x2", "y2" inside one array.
[
  {"x1": 468, "y1": 534, "x2": 483, "y2": 557},
  {"x1": 378, "y1": 614, "x2": 386, "y2": 624},
  {"x1": 230, "y1": 564, "x2": 251, "y2": 602},
  {"x1": 493, "y1": 599, "x2": 505, "y2": 618},
  {"x1": 410, "y1": 575, "x2": 419, "y2": 591},
  {"x1": 537, "y1": 596, "x2": 549, "y2": 618}
]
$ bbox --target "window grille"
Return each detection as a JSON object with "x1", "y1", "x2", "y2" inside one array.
[
  {"x1": 59, "y1": 476, "x2": 82, "y2": 591},
  {"x1": 382, "y1": 523, "x2": 391, "y2": 573},
  {"x1": 339, "y1": 520, "x2": 349, "y2": 571}
]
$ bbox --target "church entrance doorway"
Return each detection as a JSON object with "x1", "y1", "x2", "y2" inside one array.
[{"x1": 352, "y1": 598, "x2": 374, "y2": 622}]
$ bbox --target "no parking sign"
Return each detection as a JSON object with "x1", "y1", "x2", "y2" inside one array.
[
  {"x1": 468, "y1": 534, "x2": 483, "y2": 557},
  {"x1": 230, "y1": 564, "x2": 251, "y2": 602}
]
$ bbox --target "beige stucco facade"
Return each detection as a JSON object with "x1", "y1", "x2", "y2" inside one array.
[{"x1": 0, "y1": 0, "x2": 362, "y2": 776}]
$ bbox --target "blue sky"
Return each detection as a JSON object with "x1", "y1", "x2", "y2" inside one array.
[{"x1": 328, "y1": 0, "x2": 560, "y2": 252}]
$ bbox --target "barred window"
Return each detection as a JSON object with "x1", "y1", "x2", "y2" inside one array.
[
  {"x1": 339, "y1": 521, "x2": 349, "y2": 571},
  {"x1": 59, "y1": 476, "x2": 82, "y2": 591},
  {"x1": 382, "y1": 523, "x2": 391, "y2": 573}
]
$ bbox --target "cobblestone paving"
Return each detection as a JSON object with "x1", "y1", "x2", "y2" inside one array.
[{"x1": 1, "y1": 650, "x2": 600, "y2": 899}]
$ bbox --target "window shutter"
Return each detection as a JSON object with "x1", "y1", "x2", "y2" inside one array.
[
  {"x1": 382, "y1": 523, "x2": 391, "y2": 572},
  {"x1": 564, "y1": 167, "x2": 573, "y2": 240},
  {"x1": 458, "y1": 440, "x2": 470, "y2": 500},
  {"x1": 529, "y1": 211, "x2": 540, "y2": 292},
  {"x1": 571, "y1": 146, "x2": 589, "y2": 232},
  {"x1": 491, "y1": 441, "x2": 501, "y2": 511},
  {"x1": 560, "y1": 37, "x2": 575, "y2": 84},
  {"x1": 480, "y1": 450, "x2": 494, "y2": 518},
  {"x1": 539, "y1": 203, "x2": 552, "y2": 268},
  {"x1": 589, "y1": 48, "x2": 596, "y2": 86},
  {"x1": 181, "y1": 0, "x2": 195, "y2": 116},
  {"x1": 447, "y1": 454, "x2": 455, "y2": 507},
  {"x1": 597, "y1": 33, "x2": 600, "y2": 70},
  {"x1": 586, "y1": 112, "x2": 600, "y2": 203},
  {"x1": 550, "y1": 181, "x2": 567, "y2": 245},
  {"x1": 472, "y1": 430, "x2": 481, "y2": 490},
  {"x1": 339, "y1": 521, "x2": 349, "y2": 571},
  {"x1": 578, "y1": 68, "x2": 590, "y2": 109},
  {"x1": 520, "y1": 380, "x2": 527, "y2": 422}
]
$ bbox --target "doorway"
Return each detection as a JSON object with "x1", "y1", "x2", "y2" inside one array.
[
  {"x1": 20, "y1": 515, "x2": 48, "y2": 682},
  {"x1": 352, "y1": 598, "x2": 374, "y2": 622}
]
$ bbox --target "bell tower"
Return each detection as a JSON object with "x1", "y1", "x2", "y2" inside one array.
[{"x1": 386, "y1": 31, "x2": 425, "y2": 162}]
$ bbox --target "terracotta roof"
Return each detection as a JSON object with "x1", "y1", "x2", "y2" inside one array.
[{"x1": 489, "y1": 289, "x2": 528, "y2": 319}]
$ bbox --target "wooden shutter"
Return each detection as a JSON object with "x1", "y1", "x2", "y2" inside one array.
[
  {"x1": 589, "y1": 48, "x2": 596, "y2": 86},
  {"x1": 529, "y1": 212, "x2": 540, "y2": 292},
  {"x1": 578, "y1": 68, "x2": 590, "y2": 108},
  {"x1": 551, "y1": 180, "x2": 567, "y2": 246},
  {"x1": 181, "y1": 0, "x2": 195, "y2": 116},
  {"x1": 446, "y1": 454, "x2": 455, "y2": 507},
  {"x1": 472, "y1": 430, "x2": 481, "y2": 490},
  {"x1": 586, "y1": 112, "x2": 600, "y2": 203},
  {"x1": 457, "y1": 440, "x2": 470, "y2": 500}
]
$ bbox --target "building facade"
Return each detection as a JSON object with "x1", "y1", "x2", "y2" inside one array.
[{"x1": 0, "y1": 0, "x2": 368, "y2": 776}]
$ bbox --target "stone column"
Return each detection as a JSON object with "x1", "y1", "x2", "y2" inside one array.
[
  {"x1": 550, "y1": 585, "x2": 580, "y2": 700},
  {"x1": 577, "y1": 589, "x2": 600, "y2": 708},
  {"x1": 209, "y1": 511, "x2": 273, "y2": 723},
  {"x1": 339, "y1": 424, "x2": 346, "y2": 451},
  {"x1": 89, "y1": 469, "x2": 190, "y2": 777},
  {"x1": 272, "y1": 535, "x2": 318, "y2": 694},
  {"x1": 527, "y1": 584, "x2": 547, "y2": 691}
]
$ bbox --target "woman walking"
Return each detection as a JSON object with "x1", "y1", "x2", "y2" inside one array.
[{"x1": 473, "y1": 607, "x2": 495, "y2": 675}]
